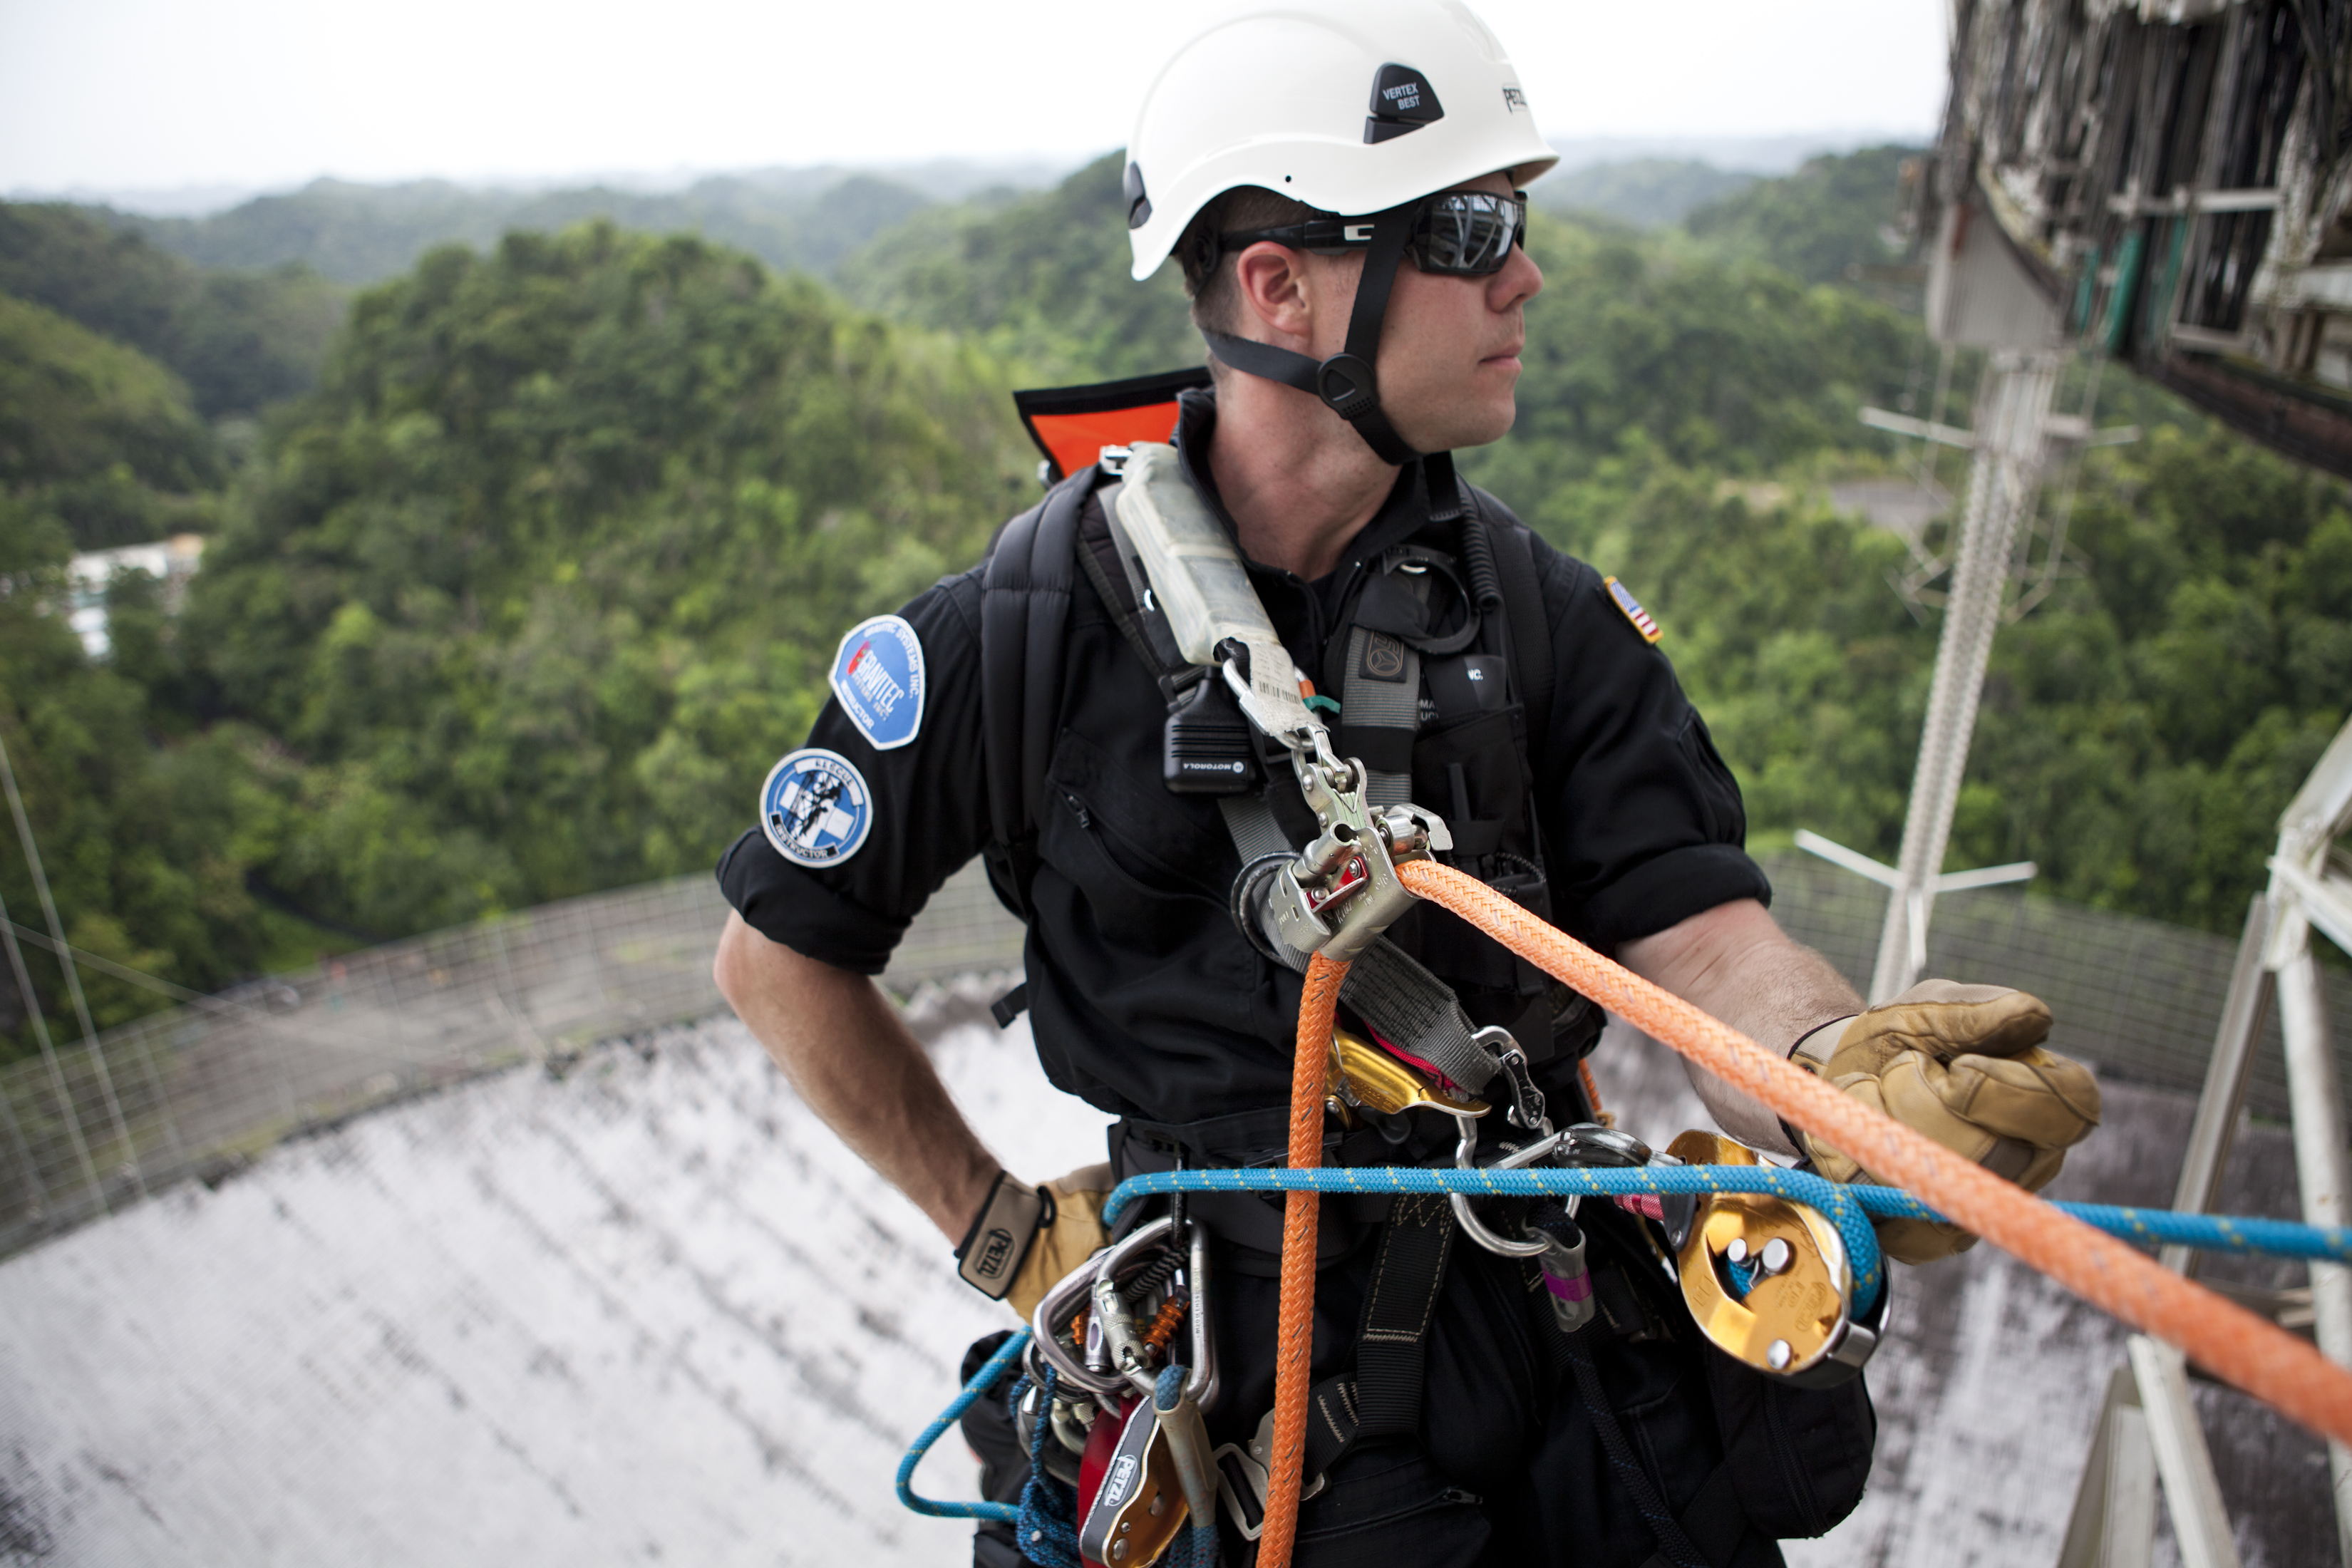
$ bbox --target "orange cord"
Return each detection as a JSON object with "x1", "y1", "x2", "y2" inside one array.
[
  {"x1": 1577, "y1": 1057, "x2": 1606, "y2": 1125},
  {"x1": 1064, "y1": 1294, "x2": 1188, "y2": 1363},
  {"x1": 1257, "y1": 953, "x2": 1346, "y2": 1568},
  {"x1": 1391, "y1": 857, "x2": 2352, "y2": 1449}
]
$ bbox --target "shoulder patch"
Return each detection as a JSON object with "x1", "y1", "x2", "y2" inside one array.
[
  {"x1": 1603, "y1": 576, "x2": 1661, "y2": 644},
  {"x1": 760, "y1": 748, "x2": 874, "y2": 869},
  {"x1": 830, "y1": 614, "x2": 927, "y2": 751}
]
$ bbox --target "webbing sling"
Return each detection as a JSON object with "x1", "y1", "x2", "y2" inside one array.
[{"x1": 1301, "y1": 1193, "x2": 1457, "y2": 1479}]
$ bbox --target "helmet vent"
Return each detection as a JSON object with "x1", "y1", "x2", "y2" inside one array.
[
  {"x1": 1365, "y1": 62, "x2": 1444, "y2": 145},
  {"x1": 1123, "y1": 162, "x2": 1152, "y2": 229}
]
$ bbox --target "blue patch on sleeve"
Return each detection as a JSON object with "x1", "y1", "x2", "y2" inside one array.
[
  {"x1": 760, "y1": 748, "x2": 874, "y2": 869},
  {"x1": 830, "y1": 614, "x2": 927, "y2": 751}
]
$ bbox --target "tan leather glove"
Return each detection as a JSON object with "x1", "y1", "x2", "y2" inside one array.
[
  {"x1": 1795, "y1": 981, "x2": 2101, "y2": 1264},
  {"x1": 1004, "y1": 1164, "x2": 1113, "y2": 1321}
]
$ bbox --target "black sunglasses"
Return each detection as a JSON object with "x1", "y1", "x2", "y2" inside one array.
[{"x1": 1219, "y1": 190, "x2": 1528, "y2": 277}]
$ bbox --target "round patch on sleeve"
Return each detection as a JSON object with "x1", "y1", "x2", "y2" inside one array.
[
  {"x1": 830, "y1": 614, "x2": 927, "y2": 751},
  {"x1": 759, "y1": 748, "x2": 874, "y2": 869}
]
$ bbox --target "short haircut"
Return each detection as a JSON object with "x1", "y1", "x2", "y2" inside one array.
[{"x1": 1175, "y1": 185, "x2": 1334, "y2": 339}]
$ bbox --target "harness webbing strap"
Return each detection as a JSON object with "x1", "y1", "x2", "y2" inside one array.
[
  {"x1": 1484, "y1": 510, "x2": 1555, "y2": 762},
  {"x1": 1217, "y1": 795, "x2": 1295, "y2": 865},
  {"x1": 1337, "y1": 621, "x2": 1420, "y2": 806},
  {"x1": 1075, "y1": 483, "x2": 1511, "y2": 1096},
  {"x1": 1299, "y1": 1192, "x2": 1455, "y2": 1479},
  {"x1": 1341, "y1": 942, "x2": 1495, "y2": 1095}
]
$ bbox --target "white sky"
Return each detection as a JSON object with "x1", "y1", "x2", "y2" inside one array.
[{"x1": 1, "y1": 0, "x2": 1947, "y2": 196}]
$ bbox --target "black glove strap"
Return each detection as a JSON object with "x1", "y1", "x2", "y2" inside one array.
[{"x1": 954, "y1": 1172, "x2": 1053, "y2": 1300}]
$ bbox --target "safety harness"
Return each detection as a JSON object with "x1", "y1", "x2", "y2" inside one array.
[
  {"x1": 982, "y1": 402, "x2": 1572, "y2": 1100},
  {"x1": 976, "y1": 386, "x2": 1767, "y2": 1557}
]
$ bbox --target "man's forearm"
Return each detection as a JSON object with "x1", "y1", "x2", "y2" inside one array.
[
  {"x1": 713, "y1": 912, "x2": 1001, "y2": 1242},
  {"x1": 1618, "y1": 898, "x2": 1862, "y2": 1155}
]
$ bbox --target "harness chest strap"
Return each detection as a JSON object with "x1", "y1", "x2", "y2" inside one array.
[{"x1": 1085, "y1": 460, "x2": 1507, "y2": 1100}]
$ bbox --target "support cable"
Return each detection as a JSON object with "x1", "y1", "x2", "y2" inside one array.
[{"x1": 0, "y1": 728, "x2": 142, "y2": 1197}]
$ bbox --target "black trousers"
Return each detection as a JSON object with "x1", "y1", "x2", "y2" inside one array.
[{"x1": 961, "y1": 1209, "x2": 1790, "y2": 1568}]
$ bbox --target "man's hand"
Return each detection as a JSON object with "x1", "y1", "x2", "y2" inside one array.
[
  {"x1": 1001, "y1": 1165, "x2": 1114, "y2": 1320},
  {"x1": 1797, "y1": 980, "x2": 2101, "y2": 1263}
]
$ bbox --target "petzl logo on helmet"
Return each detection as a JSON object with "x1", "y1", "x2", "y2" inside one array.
[
  {"x1": 760, "y1": 748, "x2": 874, "y2": 868},
  {"x1": 1366, "y1": 62, "x2": 1445, "y2": 144},
  {"x1": 830, "y1": 614, "x2": 927, "y2": 751},
  {"x1": 1502, "y1": 86, "x2": 1528, "y2": 112}
]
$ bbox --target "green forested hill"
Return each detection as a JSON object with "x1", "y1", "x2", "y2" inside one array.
[
  {"x1": 1682, "y1": 144, "x2": 1917, "y2": 285},
  {"x1": 0, "y1": 220, "x2": 1032, "y2": 1059},
  {"x1": 3, "y1": 142, "x2": 2345, "y2": 1066},
  {"x1": 834, "y1": 154, "x2": 1200, "y2": 383},
  {"x1": 1534, "y1": 158, "x2": 1759, "y2": 227},
  {"x1": 121, "y1": 171, "x2": 944, "y2": 288},
  {"x1": 180, "y1": 224, "x2": 1029, "y2": 935},
  {"x1": 0, "y1": 294, "x2": 225, "y2": 548},
  {"x1": 0, "y1": 204, "x2": 344, "y2": 421}
]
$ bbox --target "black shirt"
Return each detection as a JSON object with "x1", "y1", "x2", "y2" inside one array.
[{"x1": 719, "y1": 391, "x2": 1766, "y2": 1124}]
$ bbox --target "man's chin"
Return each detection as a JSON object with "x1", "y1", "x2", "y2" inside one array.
[{"x1": 1409, "y1": 401, "x2": 1517, "y2": 453}]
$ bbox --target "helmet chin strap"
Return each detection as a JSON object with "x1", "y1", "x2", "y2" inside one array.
[{"x1": 1200, "y1": 203, "x2": 1463, "y2": 524}]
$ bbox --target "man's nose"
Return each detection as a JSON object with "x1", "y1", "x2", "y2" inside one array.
[{"x1": 1490, "y1": 243, "x2": 1542, "y2": 310}]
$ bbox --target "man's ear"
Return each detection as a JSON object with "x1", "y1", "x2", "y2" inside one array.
[{"x1": 1230, "y1": 242, "x2": 1322, "y2": 349}]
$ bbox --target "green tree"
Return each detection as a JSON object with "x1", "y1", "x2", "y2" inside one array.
[
  {"x1": 0, "y1": 202, "x2": 345, "y2": 421},
  {"x1": 185, "y1": 222, "x2": 1033, "y2": 936},
  {"x1": 0, "y1": 294, "x2": 223, "y2": 548},
  {"x1": 0, "y1": 509, "x2": 291, "y2": 1063},
  {"x1": 836, "y1": 153, "x2": 1200, "y2": 383},
  {"x1": 1683, "y1": 145, "x2": 1919, "y2": 286}
]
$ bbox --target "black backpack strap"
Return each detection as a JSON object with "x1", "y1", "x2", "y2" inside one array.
[
  {"x1": 1479, "y1": 498, "x2": 1555, "y2": 764},
  {"x1": 979, "y1": 468, "x2": 1098, "y2": 918}
]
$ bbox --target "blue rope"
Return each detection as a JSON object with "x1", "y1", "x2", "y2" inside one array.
[
  {"x1": 1105, "y1": 1164, "x2": 1889, "y2": 1313},
  {"x1": 895, "y1": 1327, "x2": 1029, "y2": 1522},
  {"x1": 1014, "y1": 1365, "x2": 1085, "y2": 1568},
  {"x1": 898, "y1": 1170, "x2": 2352, "y2": 1528},
  {"x1": 1844, "y1": 1185, "x2": 2352, "y2": 1264}
]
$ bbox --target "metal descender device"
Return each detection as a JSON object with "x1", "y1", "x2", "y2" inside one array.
[{"x1": 1027, "y1": 1216, "x2": 1219, "y2": 1566}]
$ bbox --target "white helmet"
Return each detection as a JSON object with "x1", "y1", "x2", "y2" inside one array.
[
  {"x1": 1123, "y1": 0, "x2": 1558, "y2": 282},
  {"x1": 1119, "y1": 0, "x2": 1556, "y2": 473}
]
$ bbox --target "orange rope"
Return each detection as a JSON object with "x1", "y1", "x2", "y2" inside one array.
[
  {"x1": 1396, "y1": 857, "x2": 2352, "y2": 1448},
  {"x1": 1259, "y1": 953, "x2": 1346, "y2": 1568}
]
